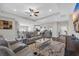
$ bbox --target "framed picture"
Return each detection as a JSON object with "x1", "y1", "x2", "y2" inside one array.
[{"x1": 0, "y1": 20, "x2": 12, "y2": 29}]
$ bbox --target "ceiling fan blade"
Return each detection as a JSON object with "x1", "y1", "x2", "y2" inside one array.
[
  {"x1": 34, "y1": 13, "x2": 38, "y2": 16},
  {"x1": 35, "y1": 11, "x2": 39, "y2": 13},
  {"x1": 29, "y1": 8, "x2": 33, "y2": 12}
]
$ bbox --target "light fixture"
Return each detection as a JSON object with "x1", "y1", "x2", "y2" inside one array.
[
  {"x1": 25, "y1": 8, "x2": 39, "y2": 17},
  {"x1": 13, "y1": 9, "x2": 16, "y2": 11},
  {"x1": 49, "y1": 9, "x2": 52, "y2": 12}
]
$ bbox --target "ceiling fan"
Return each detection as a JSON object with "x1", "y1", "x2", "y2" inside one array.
[{"x1": 25, "y1": 8, "x2": 39, "y2": 17}]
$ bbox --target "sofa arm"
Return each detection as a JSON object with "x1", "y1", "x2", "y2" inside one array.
[{"x1": 0, "y1": 46, "x2": 16, "y2": 56}]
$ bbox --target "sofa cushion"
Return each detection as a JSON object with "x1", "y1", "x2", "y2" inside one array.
[{"x1": 0, "y1": 40, "x2": 8, "y2": 47}]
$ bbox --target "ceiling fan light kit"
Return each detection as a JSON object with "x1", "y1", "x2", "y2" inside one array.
[{"x1": 25, "y1": 8, "x2": 39, "y2": 17}]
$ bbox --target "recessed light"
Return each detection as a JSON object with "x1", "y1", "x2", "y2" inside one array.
[
  {"x1": 49, "y1": 9, "x2": 52, "y2": 12},
  {"x1": 13, "y1": 9, "x2": 16, "y2": 11}
]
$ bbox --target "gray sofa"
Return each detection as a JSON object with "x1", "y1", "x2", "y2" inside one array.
[
  {"x1": 0, "y1": 35, "x2": 28, "y2": 56},
  {"x1": 0, "y1": 46, "x2": 15, "y2": 56}
]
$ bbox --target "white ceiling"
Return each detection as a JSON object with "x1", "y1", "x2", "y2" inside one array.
[{"x1": 0, "y1": 3, "x2": 76, "y2": 25}]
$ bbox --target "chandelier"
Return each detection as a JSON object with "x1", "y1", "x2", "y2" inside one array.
[{"x1": 25, "y1": 8, "x2": 39, "y2": 17}]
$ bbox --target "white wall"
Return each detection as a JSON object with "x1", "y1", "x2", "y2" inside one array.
[
  {"x1": 39, "y1": 17, "x2": 79, "y2": 38},
  {"x1": 39, "y1": 22, "x2": 58, "y2": 37},
  {"x1": 0, "y1": 17, "x2": 18, "y2": 41},
  {"x1": 57, "y1": 21, "x2": 69, "y2": 35},
  {"x1": 0, "y1": 10, "x2": 35, "y2": 41},
  {"x1": 51, "y1": 22, "x2": 58, "y2": 37},
  {"x1": 39, "y1": 21, "x2": 69, "y2": 37}
]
